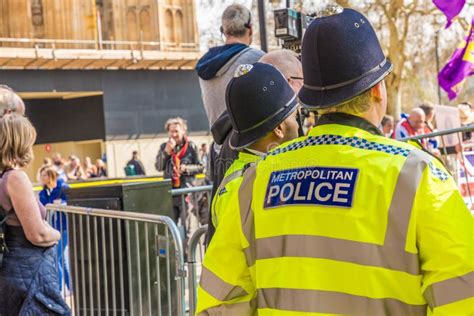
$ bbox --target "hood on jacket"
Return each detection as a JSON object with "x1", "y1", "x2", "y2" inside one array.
[
  {"x1": 211, "y1": 110, "x2": 233, "y2": 145},
  {"x1": 196, "y1": 43, "x2": 248, "y2": 80}
]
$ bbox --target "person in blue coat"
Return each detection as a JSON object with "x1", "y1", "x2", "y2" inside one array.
[{"x1": 39, "y1": 166, "x2": 71, "y2": 295}]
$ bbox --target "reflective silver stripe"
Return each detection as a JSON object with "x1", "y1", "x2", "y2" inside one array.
[
  {"x1": 424, "y1": 272, "x2": 474, "y2": 309},
  {"x1": 197, "y1": 298, "x2": 257, "y2": 316},
  {"x1": 254, "y1": 149, "x2": 431, "y2": 274},
  {"x1": 218, "y1": 169, "x2": 244, "y2": 192},
  {"x1": 256, "y1": 234, "x2": 420, "y2": 274},
  {"x1": 258, "y1": 288, "x2": 427, "y2": 315},
  {"x1": 384, "y1": 149, "x2": 430, "y2": 247},
  {"x1": 200, "y1": 267, "x2": 248, "y2": 301},
  {"x1": 238, "y1": 165, "x2": 257, "y2": 267},
  {"x1": 213, "y1": 169, "x2": 244, "y2": 227}
]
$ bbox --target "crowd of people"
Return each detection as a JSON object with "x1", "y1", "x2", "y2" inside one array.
[
  {"x1": 37, "y1": 153, "x2": 107, "y2": 184},
  {"x1": 381, "y1": 102, "x2": 474, "y2": 162}
]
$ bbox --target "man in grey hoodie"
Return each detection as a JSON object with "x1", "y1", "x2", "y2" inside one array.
[{"x1": 195, "y1": 4, "x2": 264, "y2": 127}]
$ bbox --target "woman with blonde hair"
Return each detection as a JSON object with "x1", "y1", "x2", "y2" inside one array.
[{"x1": 0, "y1": 114, "x2": 69, "y2": 315}]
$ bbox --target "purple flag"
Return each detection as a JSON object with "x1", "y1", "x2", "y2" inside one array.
[
  {"x1": 433, "y1": 0, "x2": 466, "y2": 28},
  {"x1": 438, "y1": 19, "x2": 474, "y2": 100}
]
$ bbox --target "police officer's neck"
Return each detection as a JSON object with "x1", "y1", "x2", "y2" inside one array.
[
  {"x1": 362, "y1": 110, "x2": 384, "y2": 128},
  {"x1": 247, "y1": 136, "x2": 281, "y2": 155}
]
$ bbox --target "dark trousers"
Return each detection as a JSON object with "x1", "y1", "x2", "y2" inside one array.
[{"x1": 172, "y1": 195, "x2": 188, "y2": 239}]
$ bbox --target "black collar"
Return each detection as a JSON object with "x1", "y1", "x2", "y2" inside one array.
[{"x1": 316, "y1": 112, "x2": 383, "y2": 136}]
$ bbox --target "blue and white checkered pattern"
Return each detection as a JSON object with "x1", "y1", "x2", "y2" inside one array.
[
  {"x1": 266, "y1": 135, "x2": 411, "y2": 159},
  {"x1": 428, "y1": 162, "x2": 449, "y2": 182}
]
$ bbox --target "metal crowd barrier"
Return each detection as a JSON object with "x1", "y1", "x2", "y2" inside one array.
[
  {"x1": 400, "y1": 124, "x2": 474, "y2": 206},
  {"x1": 45, "y1": 204, "x2": 186, "y2": 316},
  {"x1": 187, "y1": 225, "x2": 208, "y2": 316},
  {"x1": 171, "y1": 185, "x2": 213, "y2": 234}
]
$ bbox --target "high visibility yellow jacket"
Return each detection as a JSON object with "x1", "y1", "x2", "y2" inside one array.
[
  {"x1": 197, "y1": 113, "x2": 474, "y2": 316},
  {"x1": 211, "y1": 151, "x2": 259, "y2": 228}
]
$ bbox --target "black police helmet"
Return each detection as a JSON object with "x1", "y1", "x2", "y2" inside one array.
[
  {"x1": 226, "y1": 62, "x2": 298, "y2": 150},
  {"x1": 298, "y1": 8, "x2": 392, "y2": 109}
]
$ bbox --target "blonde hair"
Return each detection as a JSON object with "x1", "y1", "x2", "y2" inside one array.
[
  {"x1": 0, "y1": 114, "x2": 37, "y2": 171},
  {"x1": 40, "y1": 166, "x2": 57, "y2": 188},
  {"x1": 164, "y1": 117, "x2": 188, "y2": 132}
]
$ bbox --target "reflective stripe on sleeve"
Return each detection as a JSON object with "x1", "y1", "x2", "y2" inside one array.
[
  {"x1": 383, "y1": 149, "x2": 431, "y2": 248},
  {"x1": 219, "y1": 169, "x2": 244, "y2": 190},
  {"x1": 200, "y1": 267, "x2": 248, "y2": 301},
  {"x1": 238, "y1": 165, "x2": 257, "y2": 267},
  {"x1": 424, "y1": 272, "x2": 474, "y2": 309},
  {"x1": 258, "y1": 288, "x2": 427, "y2": 315},
  {"x1": 197, "y1": 297, "x2": 257, "y2": 316}
]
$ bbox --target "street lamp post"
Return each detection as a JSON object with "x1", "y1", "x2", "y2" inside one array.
[{"x1": 257, "y1": 0, "x2": 268, "y2": 52}]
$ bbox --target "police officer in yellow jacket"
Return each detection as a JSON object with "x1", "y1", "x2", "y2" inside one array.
[
  {"x1": 211, "y1": 50, "x2": 303, "y2": 229},
  {"x1": 196, "y1": 7, "x2": 474, "y2": 316},
  {"x1": 198, "y1": 62, "x2": 300, "y2": 313}
]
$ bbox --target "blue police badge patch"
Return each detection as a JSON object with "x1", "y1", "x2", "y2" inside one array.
[{"x1": 264, "y1": 167, "x2": 359, "y2": 209}]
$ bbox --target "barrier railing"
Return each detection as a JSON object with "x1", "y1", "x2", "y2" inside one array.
[
  {"x1": 399, "y1": 125, "x2": 474, "y2": 206},
  {"x1": 45, "y1": 204, "x2": 186, "y2": 316},
  {"x1": 171, "y1": 185, "x2": 213, "y2": 236},
  {"x1": 399, "y1": 125, "x2": 474, "y2": 142},
  {"x1": 187, "y1": 225, "x2": 208, "y2": 316}
]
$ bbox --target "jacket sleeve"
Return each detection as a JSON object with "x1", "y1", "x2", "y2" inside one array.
[
  {"x1": 196, "y1": 170, "x2": 257, "y2": 315},
  {"x1": 184, "y1": 142, "x2": 204, "y2": 176},
  {"x1": 155, "y1": 143, "x2": 170, "y2": 172},
  {"x1": 60, "y1": 183, "x2": 69, "y2": 203},
  {"x1": 413, "y1": 158, "x2": 474, "y2": 315}
]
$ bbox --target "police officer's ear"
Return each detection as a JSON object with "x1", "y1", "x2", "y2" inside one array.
[
  {"x1": 272, "y1": 123, "x2": 285, "y2": 140},
  {"x1": 371, "y1": 81, "x2": 385, "y2": 103}
]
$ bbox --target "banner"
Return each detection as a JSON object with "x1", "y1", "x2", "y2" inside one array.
[{"x1": 433, "y1": 0, "x2": 466, "y2": 28}]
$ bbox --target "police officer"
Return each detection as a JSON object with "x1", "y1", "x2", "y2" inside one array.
[
  {"x1": 196, "y1": 7, "x2": 473, "y2": 315},
  {"x1": 210, "y1": 62, "x2": 300, "y2": 228},
  {"x1": 205, "y1": 50, "x2": 303, "y2": 244},
  {"x1": 197, "y1": 62, "x2": 300, "y2": 313}
]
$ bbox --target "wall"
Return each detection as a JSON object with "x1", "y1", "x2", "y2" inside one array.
[
  {"x1": 26, "y1": 95, "x2": 106, "y2": 144},
  {"x1": 0, "y1": 70, "x2": 209, "y2": 138}
]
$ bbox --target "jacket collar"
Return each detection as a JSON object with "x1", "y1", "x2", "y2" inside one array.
[{"x1": 316, "y1": 112, "x2": 383, "y2": 136}]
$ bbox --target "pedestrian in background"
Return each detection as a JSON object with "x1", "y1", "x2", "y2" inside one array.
[
  {"x1": 125, "y1": 150, "x2": 146, "y2": 176},
  {"x1": 0, "y1": 114, "x2": 69, "y2": 315},
  {"x1": 52, "y1": 152, "x2": 68, "y2": 182},
  {"x1": 66, "y1": 156, "x2": 86, "y2": 181},
  {"x1": 199, "y1": 143, "x2": 209, "y2": 168},
  {"x1": 381, "y1": 115, "x2": 394, "y2": 138},
  {"x1": 39, "y1": 166, "x2": 71, "y2": 295},
  {"x1": 0, "y1": 85, "x2": 25, "y2": 117},
  {"x1": 84, "y1": 156, "x2": 98, "y2": 178},
  {"x1": 36, "y1": 157, "x2": 52, "y2": 182},
  {"x1": 156, "y1": 117, "x2": 203, "y2": 237},
  {"x1": 95, "y1": 159, "x2": 107, "y2": 177},
  {"x1": 196, "y1": 4, "x2": 264, "y2": 127}
]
